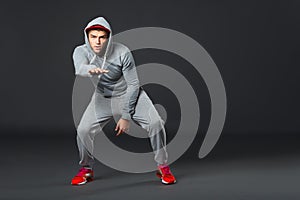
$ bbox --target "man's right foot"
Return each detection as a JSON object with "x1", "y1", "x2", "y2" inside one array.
[{"x1": 71, "y1": 167, "x2": 94, "y2": 185}]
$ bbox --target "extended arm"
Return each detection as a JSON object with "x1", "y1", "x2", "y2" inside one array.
[{"x1": 72, "y1": 47, "x2": 108, "y2": 77}]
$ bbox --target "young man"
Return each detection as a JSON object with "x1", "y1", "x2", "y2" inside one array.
[{"x1": 71, "y1": 16, "x2": 176, "y2": 185}]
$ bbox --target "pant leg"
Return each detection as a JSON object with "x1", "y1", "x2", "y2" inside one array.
[
  {"x1": 130, "y1": 90, "x2": 168, "y2": 165},
  {"x1": 76, "y1": 93, "x2": 112, "y2": 168},
  {"x1": 76, "y1": 135, "x2": 95, "y2": 167}
]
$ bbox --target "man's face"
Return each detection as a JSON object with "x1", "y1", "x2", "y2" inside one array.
[{"x1": 88, "y1": 30, "x2": 109, "y2": 54}]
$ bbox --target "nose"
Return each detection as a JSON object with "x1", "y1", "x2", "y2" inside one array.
[{"x1": 96, "y1": 38, "x2": 101, "y2": 45}]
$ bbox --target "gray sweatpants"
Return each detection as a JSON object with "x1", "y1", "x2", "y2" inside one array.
[{"x1": 76, "y1": 89, "x2": 168, "y2": 168}]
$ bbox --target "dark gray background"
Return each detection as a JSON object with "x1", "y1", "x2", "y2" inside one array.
[
  {"x1": 0, "y1": 0, "x2": 300, "y2": 133},
  {"x1": 1, "y1": 0, "x2": 299, "y2": 136},
  {"x1": 1, "y1": 1, "x2": 300, "y2": 199}
]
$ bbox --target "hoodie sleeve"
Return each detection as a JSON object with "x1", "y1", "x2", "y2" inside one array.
[
  {"x1": 72, "y1": 46, "x2": 97, "y2": 77},
  {"x1": 121, "y1": 49, "x2": 140, "y2": 120}
]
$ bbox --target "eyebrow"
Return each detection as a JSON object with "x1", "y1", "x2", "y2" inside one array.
[{"x1": 90, "y1": 34, "x2": 108, "y2": 38}]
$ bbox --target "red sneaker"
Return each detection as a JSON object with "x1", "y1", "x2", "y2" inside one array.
[
  {"x1": 156, "y1": 165, "x2": 176, "y2": 184},
  {"x1": 71, "y1": 167, "x2": 94, "y2": 185}
]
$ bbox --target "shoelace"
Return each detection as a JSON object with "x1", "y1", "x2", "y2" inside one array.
[
  {"x1": 160, "y1": 166, "x2": 171, "y2": 175},
  {"x1": 77, "y1": 168, "x2": 90, "y2": 176}
]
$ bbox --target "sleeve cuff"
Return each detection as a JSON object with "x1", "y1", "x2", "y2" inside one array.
[{"x1": 121, "y1": 113, "x2": 132, "y2": 121}]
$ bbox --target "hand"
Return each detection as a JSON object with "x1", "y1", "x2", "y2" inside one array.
[
  {"x1": 89, "y1": 68, "x2": 109, "y2": 75},
  {"x1": 115, "y1": 118, "x2": 130, "y2": 136}
]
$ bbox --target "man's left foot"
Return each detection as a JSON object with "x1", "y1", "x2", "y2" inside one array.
[
  {"x1": 156, "y1": 165, "x2": 176, "y2": 185},
  {"x1": 71, "y1": 167, "x2": 94, "y2": 186}
]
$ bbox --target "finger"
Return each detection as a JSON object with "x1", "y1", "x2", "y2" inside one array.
[
  {"x1": 116, "y1": 129, "x2": 123, "y2": 136},
  {"x1": 100, "y1": 69, "x2": 109, "y2": 74}
]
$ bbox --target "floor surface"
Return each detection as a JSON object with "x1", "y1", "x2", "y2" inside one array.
[{"x1": 1, "y1": 133, "x2": 299, "y2": 200}]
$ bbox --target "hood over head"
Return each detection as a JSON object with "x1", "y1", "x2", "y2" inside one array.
[{"x1": 84, "y1": 17, "x2": 113, "y2": 58}]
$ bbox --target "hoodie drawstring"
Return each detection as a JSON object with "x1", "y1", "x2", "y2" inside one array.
[{"x1": 98, "y1": 56, "x2": 107, "y2": 78}]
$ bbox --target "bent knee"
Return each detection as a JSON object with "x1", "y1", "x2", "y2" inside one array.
[
  {"x1": 149, "y1": 117, "x2": 164, "y2": 129},
  {"x1": 77, "y1": 121, "x2": 101, "y2": 137},
  {"x1": 77, "y1": 124, "x2": 89, "y2": 136}
]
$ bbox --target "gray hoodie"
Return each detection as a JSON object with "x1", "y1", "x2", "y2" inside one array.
[{"x1": 72, "y1": 17, "x2": 140, "y2": 120}]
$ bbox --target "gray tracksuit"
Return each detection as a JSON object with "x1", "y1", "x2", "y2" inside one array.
[{"x1": 73, "y1": 17, "x2": 168, "y2": 167}]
